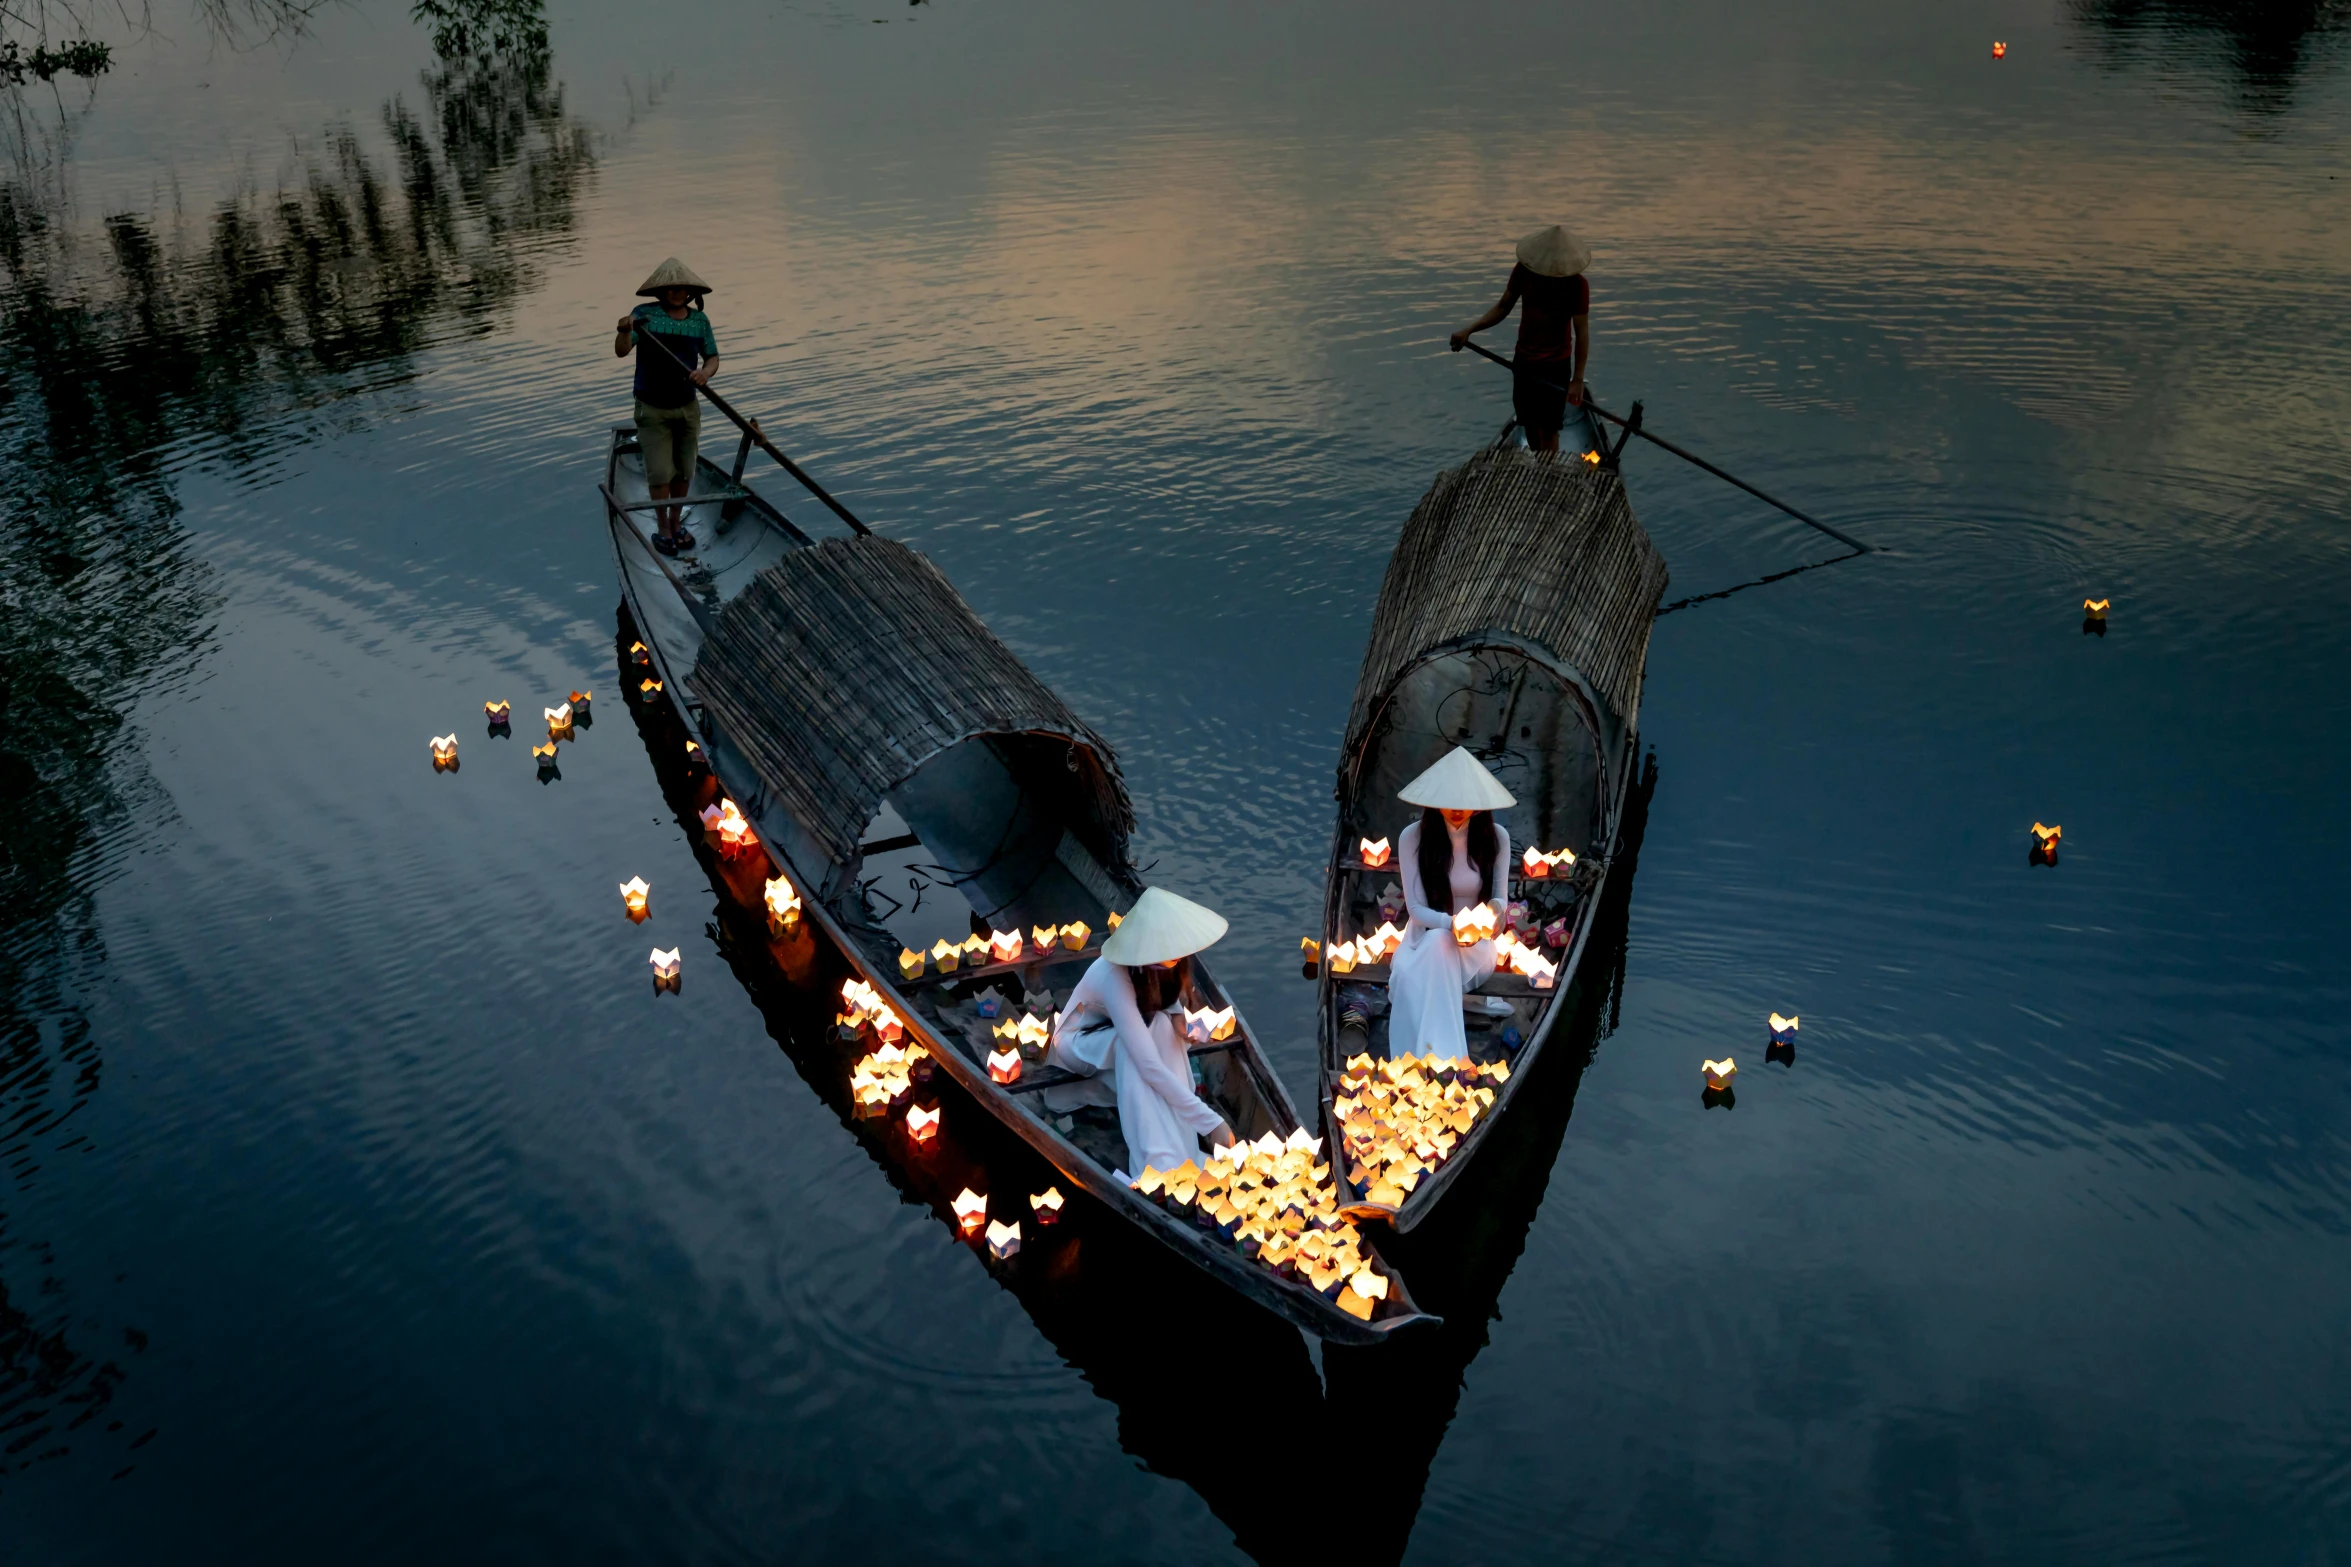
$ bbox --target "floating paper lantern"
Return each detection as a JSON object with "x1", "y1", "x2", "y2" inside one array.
[
  {"x1": 1992, "y1": 39, "x2": 2007, "y2": 57},
  {"x1": 1030, "y1": 1186, "x2": 1064, "y2": 1224},
  {"x1": 484, "y1": 699, "x2": 510, "y2": 725},
  {"x1": 988, "y1": 929, "x2": 1024, "y2": 963},
  {"x1": 1703, "y1": 1057, "x2": 1737, "y2": 1090},
  {"x1": 1768, "y1": 1012, "x2": 1800, "y2": 1044},
  {"x1": 1452, "y1": 903, "x2": 1499, "y2": 946},
  {"x1": 761, "y1": 875, "x2": 800, "y2": 930},
  {"x1": 899, "y1": 947, "x2": 925, "y2": 979},
  {"x1": 639, "y1": 678, "x2": 663, "y2": 699},
  {"x1": 1061, "y1": 921, "x2": 1091, "y2": 952},
  {"x1": 1359, "y1": 836, "x2": 1392, "y2": 868},
  {"x1": 619, "y1": 877, "x2": 650, "y2": 919},
  {"x1": 1301, "y1": 936, "x2": 1320, "y2": 965},
  {"x1": 430, "y1": 734, "x2": 458, "y2": 768},
  {"x1": 952, "y1": 1188, "x2": 988, "y2": 1233},
  {"x1": 2083, "y1": 597, "x2": 2108, "y2": 621},
  {"x1": 2032, "y1": 822, "x2": 2062, "y2": 851},
  {"x1": 986, "y1": 1047, "x2": 1023, "y2": 1084},
  {"x1": 682, "y1": 739, "x2": 704, "y2": 770},
  {"x1": 984, "y1": 1218, "x2": 1022, "y2": 1259},
  {"x1": 545, "y1": 702, "x2": 573, "y2": 735},
  {"x1": 931, "y1": 937, "x2": 961, "y2": 973},
  {"x1": 906, "y1": 1102, "x2": 941, "y2": 1143},
  {"x1": 629, "y1": 641, "x2": 651, "y2": 666},
  {"x1": 651, "y1": 946, "x2": 682, "y2": 981},
  {"x1": 1582, "y1": 449, "x2": 1602, "y2": 466},
  {"x1": 568, "y1": 690, "x2": 592, "y2": 716}
]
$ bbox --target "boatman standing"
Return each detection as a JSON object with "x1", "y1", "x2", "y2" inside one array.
[
  {"x1": 615, "y1": 257, "x2": 721, "y2": 556},
  {"x1": 1449, "y1": 224, "x2": 1590, "y2": 453}
]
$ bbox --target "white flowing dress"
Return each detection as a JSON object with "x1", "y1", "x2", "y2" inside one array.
[
  {"x1": 1384, "y1": 817, "x2": 1510, "y2": 1064},
  {"x1": 1045, "y1": 958, "x2": 1225, "y2": 1177}
]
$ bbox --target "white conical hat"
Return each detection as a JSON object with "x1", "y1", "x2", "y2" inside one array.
[
  {"x1": 1100, "y1": 887, "x2": 1229, "y2": 966},
  {"x1": 1398, "y1": 745, "x2": 1516, "y2": 810},
  {"x1": 1515, "y1": 224, "x2": 1591, "y2": 279},
  {"x1": 637, "y1": 257, "x2": 712, "y2": 297}
]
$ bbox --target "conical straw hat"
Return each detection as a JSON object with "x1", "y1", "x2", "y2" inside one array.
[
  {"x1": 1101, "y1": 886, "x2": 1229, "y2": 966},
  {"x1": 1515, "y1": 224, "x2": 1591, "y2": 279},
  {"x1": 637, "y1": 257, "x2": 713, "y2": 297},
  {"x1": 1398, "y1": 745, "x2": 1517, "y2": 810}
]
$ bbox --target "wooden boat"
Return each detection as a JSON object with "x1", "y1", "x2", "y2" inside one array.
[
  {"x1": 600, "y1": 422, "x2": 1435, "y2": 1343},
  {"x1": 1315, "y1": 426, "x2": 1670, "y2": 1233}
]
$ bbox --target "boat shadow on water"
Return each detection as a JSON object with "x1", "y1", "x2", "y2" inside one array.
[{"x1": 621, "y1": 607, "x2": 1657, "y2": 1563}]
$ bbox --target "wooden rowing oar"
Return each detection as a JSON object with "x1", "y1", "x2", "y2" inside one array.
[
  {"x1": 1457, "y1": 339, "x2": 1871, "y2": 555},
  {"x1": 631, "y1": 321, "x2": 871, "y2": 536}
]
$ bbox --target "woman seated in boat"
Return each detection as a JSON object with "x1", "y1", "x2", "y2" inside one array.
[
  {"x1": 1386, "y1": 746, "x2": 1515, "y2": 1066},
  {"x1": 1045, "y1": 887, "x2": 1236, "y2": 1177}
]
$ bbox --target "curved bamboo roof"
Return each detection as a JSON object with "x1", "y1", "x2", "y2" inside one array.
[
  {"x1": 691, "y1": 534, "x2": 1135, "y2": 873},
  {"x1": 1342, "y1": 447, "x2": 1669, "y2": 756}
]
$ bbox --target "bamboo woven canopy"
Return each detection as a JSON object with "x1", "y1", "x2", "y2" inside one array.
[
  {"x1": 691, "y1": 535, "x2": 1135, "y2": 874},
  {"x1": 1341, "y1": 448, "x2": 1670, "y2": 758}
]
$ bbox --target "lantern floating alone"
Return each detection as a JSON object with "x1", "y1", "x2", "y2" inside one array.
[
  {"x1": 1703, "y1": 1057, "x2": 1737, "y2": 1090},
  {"x1": 619, "y1": 877, "x2": 650, "y2": 920},
  {"x1": 430, "y1": 734, "x2": 459, "y2": 770},
  {"x1": 764, "y1": 874, "x2": 801, "y2": 928},
  {"x1": 650, "y1": 947, "x2": 682, "y2": 983},
  {"x1": 1030, "y1": 1187, "x2": 1064, "y2": 1225},
  {"x1": 1992, "y1": 39, "x2": 2007, "y2": 57},
  {"x1": 629, "y1": 640, "x2": 652, "y2": 667},
  {"x1": 952, "y1": 1188, "x2": 988, "y2": 1233},
  {"x1": 483, "y1": 699, "x2": 511, "y2": 726},
  {"x1": 985, "y1": 1219, "x2": 1022, "y2": 1260},
  {"x1": 1768, "y1": 1012, "x2": 1799, "y2": 1044},
  {"x1": 639, "y1": 678, "x2": 663, "y2": 700},
  {"x1": 2082, "y1": 598, "x2": 2109, "y2": 622}
]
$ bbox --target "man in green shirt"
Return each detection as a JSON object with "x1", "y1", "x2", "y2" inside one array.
[{"x1": 614, "y1": 257, "x2": 721, "y2": 555}]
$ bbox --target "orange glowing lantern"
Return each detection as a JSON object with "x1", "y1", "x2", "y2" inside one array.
[
  {"x1": 988, "y1": 928, "x2": 1024, "y2": 964},
  {"x1": 1992, "y1": 39, "x2": 2007, "y2": 57},
  {"x1": 986, "y1": 1047, "x2": 1022, "y2": 1083},
  {"x1": 871, "y1": 1013, "x2": 904, "y2": 1047},
  {"x1": 1061, "y1": 921, "x2": 1091, "y2": 953},
  {"x1": 2083, "y1": 597, "x2": 2108, "y2": 621},
  {"x1": 1769, "y1": 1012, "x2": 1800, "y2": 1044},
  {"x1": 1359, "y1": 836, "x2": 1392, "y2": 868},
  {"x1": 1370, "y1": 921, "x2": 1405, "y2": 959},
  {"x1": 430, "y1": 734, "x2": 458, "y2": 769},
  {"x1": 906, "y1": 1102, "x2": 941, "y2": 1143},
  {"x1": 1452, "y1": 903, "x2": 1499, "y2": 946},
  {"x1": 1301, "y1": 937, "x2": 1320, "y2": 963},
  {"x1": 1703, "y1": 1057, "x2": 1737, "y2": 1090},
  {"x1": 619, "y1": 877, "x2": 650, "y2": 919},
  {"x1": 483, "y1": 699, "x2": 510, "y2": 725},
  {"x1": 952, "y1": 1188, "x2": 987, "y2": 1233},
  {"x1": 931, "y1": 937, "x2": 961, "y2": 974},
  {"x1": 1030, "y1": 923, "x2": 1059, "y2": 953},
  {"x1": 2032, "y1": 822, "x2": 2062, "y2": 849},
  {"x1": 1030, "y1": 1187, "x2": 1064, "y2": 1224},
  {"x1": 1106, "y1": 911, "x2": 1123, "y2": 930},
  {"x1": 985, "y1": 1219, "x2": 1022, "y2": 1260},
  {"x1": 651, "y1": 946, "x2": 682, "y2": 982},
  {"x1": 1326, "y1": 938, "x2": 1358, "y2": 975},
  {"x1": 628, "y1": 641, "x2": 651, "y2": 666},
  {"x1": 544, "y1": 702, "x2": 573, "y2": 736},
  {"x1": 568, "y1": 690, "x2": 592, "y2": 716},
  {"x1": 639, "y1": 678, "x2": 663, "y2": 699},
  {"x1": 531, "y1": 740, "x2": 559, "y2": 762},
  {"x1": 763, "y1": 874, "x2": 800, "y2": 927},
  {"x1": 683, "y1": 739, "x2": 702, "y2": 767},
  {"x1": 898, "y1": 947, "x2": 925, "y2": 979},
  {"x1": 1582, "y1": 449, "x2": 1602, "y2": 466}
]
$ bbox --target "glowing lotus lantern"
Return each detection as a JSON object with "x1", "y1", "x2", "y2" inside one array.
[
  {"x1": 2083, "y1": 597, "x2": 2108, "y2": 622},
  {"x1": 629, "y1": 641, "x2": 651, "y2": 667},
  {"x1": 1582, "y1": 449, "x2": 1602, "y2": 466},
  {"x1": 532, "y1": 741, "x2": 560, "y2": 779},
  {"x1": 651, "y1": 946, "x2": 682, "y2": 982},
  {"x1": 544, "y1": 702, "x2": 573, "y2": 736},
  {"x1": 871, "y1": 1014, "x2": 904, "y2": 1047},
  {"x1": 1326, "y1": 938, "x2": 1358, "y2": 975},
  {"x1": 619, "y1": 877, "x2": 650, "y2": 919},
  {"x1": 1030, "y1": 1186, "x2": 1064, "y2": 1225},
  {"x1": 1992, "y1": 39, "x2": 2007, "y2": 57},
  {"x1": 929, "y1": 938, "x2": 960, "y2": 973},
  {"x1": 1061, "y1": 921, "x2": 1091, "y2": 953},
  {"x1": 988, "y1": 928, "x2": 1024, "y2": 964},
  {"x1": 1014, "y1": 1013, "x2": 1052, "y2": 1051},
  {"x1": 1519, "y1": 949, "x2": 1559, "y2": 989},
  {"x1": 898, "y1": 947, "x2": 925, "y2": 979},
  {"x1": 2031, "y1": 822, "x2": 2062, "y2": 865},
  {"x1": 1703, "y1": 1057, "x2": 1737, "y2": 1090},
  {"x1": 1359, "y1": 836, "x2": 1392, "y2": 868},
  {"x1": 1106, "y1": 910, "x2": 1123, "y2": 930},
  {"x1": 639, "y1": 678, "x2": 663, "y2": 699},
  {"x1": 483, "y1": 699, "x2": 510, "y2": 726},
  {"x1": 430, "y1": 734, "x2": 458, "y2": 769},
  {"x1": 1370, "y1": 921, "x2": 1405, "y2": 959},
  {"x1": 906, "y1": 1102, "x2": 941, "y2": 1143},
  {"x1": 1023, "y1": 924, "x2": 1054, "y2": 954},
  {"x1": 1301, "y1": 937, "x2": 1320, "y2": 969},
  {"x1": 958, "y1": 934, "x2": 987, "y2": 969},
  {"x1": 986, "y1": 1047, "x2": 1023, "y2": 1084},
  {"x1": 764, "y1": 874, "x2": 801, "y2": 927},
  {"x1": 1452, "y1": 903, "x2": 1499, "y2": 946},
  {"x1": 568, "y1": 690, "x2": 592, "y2": 717},
  {"x1": 1768, "y1": 1012, "x2": 1800, "y2": 1044},
  {"x1": 682, "y1": 739, "x2": 703, "y2": 769},
  {"x1": 952, "y1": 1188, "x2": 987, "y2": 1233},
  {"x1": 1181, "y1": 1005, "x2": 1236, "y2": 1045},
  {"x1": 984, "y1": 1218, "x2": 1022, "y2": 1260}
]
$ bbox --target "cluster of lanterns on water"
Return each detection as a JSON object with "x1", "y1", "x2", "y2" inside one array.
[
  {"x1": 1131, "y1": 1127, "x2": 1393, "y2": 1319},
  {"x1": 1703, "y1": 1013, "x2": 1803, "y2": 1101},
  {"x1": 1333, "y1": 1051, "x2": 1509, "y2": 1208},
  {"x1": 426, "y1": 691, "x2": 593, "y2": 777},
  {"x1": 899, "y1": 920, "x2": 1097, "y2": 979},
  {"x1": 700, "y1": 797, "x2": 760, "y2": 857}
]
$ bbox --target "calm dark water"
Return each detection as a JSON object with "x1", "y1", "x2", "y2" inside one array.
[{"x1": 4, "y1": 0, "x2": 2349, "y2": 1561}]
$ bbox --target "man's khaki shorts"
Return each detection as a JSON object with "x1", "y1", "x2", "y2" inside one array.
[{"x1": 634, "y1": 398, "x2": 701, "y2": 489}]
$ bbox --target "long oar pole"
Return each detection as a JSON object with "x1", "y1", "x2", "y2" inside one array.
[
  {"x1": 1458, "y1": 339, "x2": 1870, "y2": 555},
  {"x1": 631, "y1": 319, "x2": 870, "y2": 536}
]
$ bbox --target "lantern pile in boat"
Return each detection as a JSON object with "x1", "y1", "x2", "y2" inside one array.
[
  {"x1": 700, "y1": 798, "x2": 758, "y2": 856},
  {"x1": 1490, "y1": 930, "x2": 1560, "y2": 989},
  {"x1": 1358, "y1": 836, "x2": 1393, "y2": 868},
  {"x1": 764, "y1": 874, "x2": 801, "y2": 928},
  {"x1": 838, "y1": 977, "x2": 906, "y2": 1046},
  {"x1": 850, "y1": 1039, "x2": 933, "y2": 1108},
  {"x1": 1179, "y1": 1004, "x2": 1237, "y2": 1045},
  {"x1": 1334, "y1": 1051, "x2": 1510, "y2": 1208},
  {"x1": 1521, "y1": 846, "x2": 1577, "y2": 878},
  {"x1": 1131, "y1": 1127, "x2": 1393, "y2": 1321}
]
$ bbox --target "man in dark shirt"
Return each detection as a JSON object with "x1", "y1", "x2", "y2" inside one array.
[
  {"x1": 1449, "y1": 224, "x2": 1591, "y2": 453},
  {"x1": 614, "y1": 257, "x2": 721, "y2": 555}
]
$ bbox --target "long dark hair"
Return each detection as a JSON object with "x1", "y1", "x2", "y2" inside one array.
[
  {"x1": 1126, "y1": 956, "x2": 1192, "y2": 1019},
  {"x1": 1416, "y1": 806, "x2": 1500, "y2": 912}
]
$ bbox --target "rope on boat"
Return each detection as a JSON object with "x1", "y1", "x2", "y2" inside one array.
[{"x1": 630, "y1": 321, "x2": 873, "y2": 536}]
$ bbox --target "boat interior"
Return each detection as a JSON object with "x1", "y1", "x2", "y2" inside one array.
[{"x1": 1327, "y1": 643, "x2": 1610, "y2": 1067}]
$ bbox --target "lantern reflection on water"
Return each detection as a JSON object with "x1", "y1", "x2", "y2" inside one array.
[
  {"x1": 619, "y1": 877, "x2": 650, "y2": 920},
  {"x1": 952, "y1": 1188, "x2": 988, "y2": 1233},
  {"x1": 1359, "y1": 836, "x2": 1392, "y2": 868},
  {"x1": 985, "y1": 1219, "x2": 1022, "y2": 1260},
  {"x1": 1030, "y1": 1187, "x2": 1064, "y2": 1225}
]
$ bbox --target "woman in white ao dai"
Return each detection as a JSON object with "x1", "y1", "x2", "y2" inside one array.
[{"x1": 1382, "y1": 746, "x2": 1516, "y2": 1066}]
